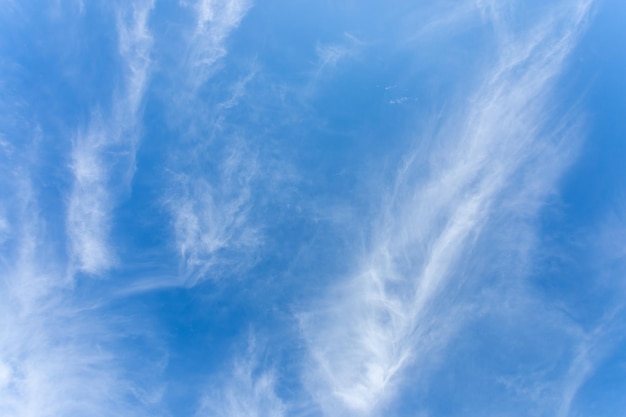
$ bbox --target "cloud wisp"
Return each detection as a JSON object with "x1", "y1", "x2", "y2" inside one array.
[
  {"x1": 195, "y1": 338, "x2": 286, "y2": 417},
  {"x1": 186, "y1": 0, "x2": 251, "y2": 88},
  {"x1": 313, "y1": 33, "x2": 362, "y2": 78},
  {"x1": 0, "y1": 6, "x2": 162, "y2": 413},
  {"x1": 168, "y1": 142, "x2": 262, "y2": 285},
  {"x1": 164, "y1": 0, "x2": 261, "y2": 285},
  {"x1": 299, "y1": 1, "x2": 594, "y2": 415},
  {"x1": 553, "y1": 203, "x2": 626, "y2": 417},
  {"x1": 0, "y1": 176, "x2": 157, "y2": 417},
  {"x1": 67, "y1": 0, "x2": 154, "y2": 275}
]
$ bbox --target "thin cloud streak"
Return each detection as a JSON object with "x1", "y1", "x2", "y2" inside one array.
[
  {"x1": 300, "y1": 1, "x2": 593, "y2": 415},
  {"x1": 315, "y1": 39, "x2": 355, "y2": 73},
  {"x1": 554, "y1": 207, "x2": 626, "y2": 417},
  {"x1": 0, "y1": 180, "x2": 151, "y2": 417},
  {"x1": 557, "y1": 324, "x2": 604, "y2": 417},
  {"x1": 188, "y1": 0, "x2": 251, "y2": 88},
  {"x1": 168, "y1": 145, "x2": 262, "y2": 285},
  {"x1": 67, "y1": 0, "x2": 154, "y2": 275},
  {"x1": 67, "y1": 123, "x2": 114, "y2": 274},
  {"x1": 0, "y1": 4, "x2": 161, "y2": 404},
  {"x1": 165, "y1": 0, "x2": 258, "y2": 285},
  {"x1": 195, "y1": 339, "x2": 286, "y2": 417}
]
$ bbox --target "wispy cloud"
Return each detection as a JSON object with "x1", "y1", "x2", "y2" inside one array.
[
  {"x1": 116, "y1": 0, "x2": 154, "y2": 130},
  {"x1": 308, "y1": 32, "x2": 364, "y2": 86},
  {"x1": 164, "y1": 0, "x2": 260, "y2": 285},
  {"x1": 67, "y1": 117, "x2": 117, "y2": 275},
  {"x1": 167, "y1": 142, "x2": 262, "y2": 284},
  {"x1": 485, "y1": 190, "x2": 626, "y2": 417},
  {"x1": 67, "y1": 0, "x2": 154, "y2": 275},
  {"x1": 0, "y1": 177, "x2": 158, "y2": 417},
  {"x1": 553, "y1": 201, "x2": 626, "y2": 417},
  {"x1": 299, "y1": 1, "x2": 594, "y2": 415},
  {"x1": 195, "y1": 338, "x2": 286, "y2": 417},
  {"x1": 315, "y1": 37, "x2": 356, "y2": 71},
  {"x1": 186, "y1": 0, "x2": 251, "y2": 88},
  {"x1": 556, "y1": 320, "x2": 609, "y2": 417}
]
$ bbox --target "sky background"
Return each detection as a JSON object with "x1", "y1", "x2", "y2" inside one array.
[{"x1": 1, "y1": 0, "x2": 625, "y2": 416}]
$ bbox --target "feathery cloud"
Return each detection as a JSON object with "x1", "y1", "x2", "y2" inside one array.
[
  {"x1": 67, "y1": 0, "x2": 154, "y2": 275},
  {"x1": 0, "y1": 178, "x2": 157, "y2": 417},
  {"x1": 300, "y1": 1, "x2": 593, "y2": 415},
  {"x1": 195, "y1": 338, "x2": 286, "y2": 417},
  {"x1": 187, "y1": 0, "x2": 251, "y2": 87},
  {"x1": 164, "y1": 0, "x2": 259, "y2": 285},
  {"x1": 168, "y1": 143, "x2": 262, "y2": 284}
]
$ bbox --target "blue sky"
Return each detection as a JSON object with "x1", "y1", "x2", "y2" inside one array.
[{"x1": 1, "y1": 0, "x2": 625, "y2": 416}]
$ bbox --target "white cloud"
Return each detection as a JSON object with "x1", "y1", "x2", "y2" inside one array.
[
  {"x1": 187, "y1": 0, "x2": 251, "y2": 87},
  {"x1": 311, "y1": 33, "x2": 363, "y2": 82},
  {"x1": 116, "y1": 0, "x2": 155, "y2": 128},
  {"x1": 315, "y1": 43, "x2": 350, "y2": 70},
  {"x1": 299, "y1": 1, "x2": 594, "y2": 415},
  {"x1": 556, "y1": 331, "x2": 597, "y2": 417},
  {"x1": 167, "y1": 142, "x2": 262, "y2": 284},
  {"x1": 0, "y1": 179, "x2": 155, "y2": 417},
  {"x1": 67, "y1": 120, "x2": 116, "y2": 274},
  {"x1": 219, "y1": 67, "x2": 257, "y2": 109},
  {"x1": 595, "y1": 199, "x2": 626, "y2": 270},
  {"x1": 163, "y1": 0, "x2": 259, "y2": 285},
  {"x1": 67, "y1": 0, "x2": 154, "y2": 275},
  {"x1": 196, "y1": 339, "x2": 286, "y2": 417},
  {"x1": 0, "y1": 361, "x2": 10, "y2": 389},
  {"x1": 553, "y1": 204, "x2": 626, "y2": 417},
  {"x1": 0, "y1": 211, "x2": 9, "y2": 245}
]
